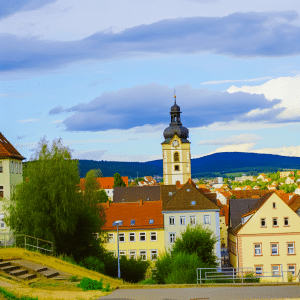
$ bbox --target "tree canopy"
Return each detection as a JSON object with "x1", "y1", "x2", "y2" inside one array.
[
  {"x1": 113, "y1": 173, "x2": 126, "y2": 187},
  {"x1": 6, "y1": 138, "x2": 105, "y2": 260}
]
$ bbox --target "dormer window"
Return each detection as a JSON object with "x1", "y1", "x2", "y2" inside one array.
[
  {"x1": 187, "y1": 189, "x2": 190, "y2": 192},
  {"x1": 191, "y1": 201, "x2": 196, "y2": 206},
  {"x1": 149, "y1": 219, "x2": 154, "y2": 224},
  {"x1": 130, "y1": 220, "x2": 135, "y2": 226}
]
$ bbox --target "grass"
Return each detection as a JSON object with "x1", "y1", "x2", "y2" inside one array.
[{"x1": 0, "y1": 248, "x2": 125, "y2": 287}]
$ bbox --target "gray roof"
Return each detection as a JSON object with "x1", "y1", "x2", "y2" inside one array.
[
  {"x1": 113, "y1": 186, "x2": 160, "y2": 203},
  {"x1": 229, "y1": 198, "x2": 259, "y2": 229}
]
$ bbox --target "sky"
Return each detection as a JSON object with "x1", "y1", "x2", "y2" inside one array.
[{"x1": 2, "y1": 0, "x2": 300, "y2": 162}]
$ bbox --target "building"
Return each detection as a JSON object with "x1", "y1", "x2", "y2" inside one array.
[
  {"x1": 113, "y1": 186, "x2": 160, "y2": 203},
  {"x1": 100, "y1": 200, "x2": 164, "y2": 262},
  {"x1": 280, "y1": 171, "x2": 294, "y2": 178},
  {"x1": 80, "y1": 176, "x2": 128, "y2": 201},
  {"x1": 0, "y1": 133, "x2": 25, "y2": 234},
  {"x1": 161, "y1": 95, "x2": 191, "y2": 185},
  {"x1": 229, "y1": 192, "x2": 300, "y2": 281},
  {"x1": 161, "y1": 179, "x2": 221, "y2": 264}
]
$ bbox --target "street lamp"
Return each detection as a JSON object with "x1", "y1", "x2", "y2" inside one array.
[{"x1": 113, "y1": 220, "x2": 123, "y2": 278}]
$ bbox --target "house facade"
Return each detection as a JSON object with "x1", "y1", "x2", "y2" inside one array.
[
  {"x1": 229, "y1": 192, "x2": 300, "y2": 281},
  {"x1": 101, "y1": 200, "x2": 164, "y2": 262},
  {"x1": 162, "y1": 179, "x2": 221, "y2": 264},
  {"x1": 0, "y1": 133, "x2": 25, "y2": 234}
]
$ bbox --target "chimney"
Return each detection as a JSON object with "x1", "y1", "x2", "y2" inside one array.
[
  {"x1": 139, "y1": 199, "x2": 143, "y2": 205},
  {"x1": 176, "y1": 181, "x2": 181, "y2": 189}
]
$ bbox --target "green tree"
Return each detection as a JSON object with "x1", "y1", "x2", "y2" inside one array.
[
  {"x1": 223, "y1": 178, "x2": 229, "y2": 184},
  {"x1": 171, "y1": 224, "x2": 218, "y2": 267},
  {"x1": 96, "y1": 189, "x2": 109, "y2": 203},
  {"x1": 91, "y1": 169, "x2": 102, "y2": 178},
  {"x1": 113, "y1": 173, "x2": 126, "y2": 187},
  {"x1": 6, "y1": 138, "x2": 105, "y2": 260}
]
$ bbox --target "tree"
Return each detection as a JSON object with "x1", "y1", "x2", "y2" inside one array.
[
  {"x1": 171, "y1": 224, "x2": 218, "y2": 267},
  {"x1": 113, "y1": 173, "x2": 126, "y2": 187},
  {"x1": 223, "y1": 178, "x2": 229, "y2": 184},
  {"x1": 91, "y1": 169, "x2": 102, "y2": 178},
  {"x1": 6, "y1": 138, "x2": 105, "y2": 260},
  {"x1": 96, "y1": 189, "x2": 109, "y2": 203}
]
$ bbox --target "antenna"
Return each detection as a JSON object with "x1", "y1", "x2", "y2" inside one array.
[{"x1": 174, "y1": 87, "x2": 176, "y2": 104}]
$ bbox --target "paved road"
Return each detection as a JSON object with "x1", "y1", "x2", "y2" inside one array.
[{"x1": 99, "y1": 285, "x2": 300, "y2": 300}]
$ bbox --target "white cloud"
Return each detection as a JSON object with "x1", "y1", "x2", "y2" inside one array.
[
  {"x1": 198, "y1": 134, "x2": 262, "y2": 145},
  {"x1": 201, "y1": 77, "x2": 273, "y2": 85},
  {"x1": 252, "y1": 145, "x2": 300, "y2": 157},
  {"x1": 227, "y1": 76, "x2": 300, "y2": 120},
  {"x1": 17, "y1": 119, "x2": 41, "y2": 123},
  {"x1": 208, "y1": 143, "x2": 257, "y2": 154}
]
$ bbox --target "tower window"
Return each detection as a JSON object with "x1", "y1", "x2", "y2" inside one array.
[
  {"x1": 174, "y1": 152, "x2": 179, "y2": 162},
  {"x1": 174, "y1": 165, "x2": 180, "y2": 171}
]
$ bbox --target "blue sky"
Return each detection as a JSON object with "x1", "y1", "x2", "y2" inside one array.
[{"x1": 2, "y1": 0, "x2": 300, "y2": 162}]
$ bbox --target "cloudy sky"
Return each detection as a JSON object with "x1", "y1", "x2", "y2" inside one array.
[{"x1": 2, "y1": 0, "x2": 300, "y2": 162}]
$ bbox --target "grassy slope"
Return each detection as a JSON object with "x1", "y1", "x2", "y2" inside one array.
[{"x1": 0, "y1": 248, "x2": 125, "y2": 287}]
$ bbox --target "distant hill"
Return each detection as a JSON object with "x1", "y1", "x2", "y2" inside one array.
[{"x1": 77, "y1": 152, "x2": 300, "y2": 178}]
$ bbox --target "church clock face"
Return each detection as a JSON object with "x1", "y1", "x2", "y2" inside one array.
[{"x1": 172, "y1": 140, "x2": 179, "y2": 147}]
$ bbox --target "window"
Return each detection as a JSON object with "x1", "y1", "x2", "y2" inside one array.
[
  {"x1": 288, "y1": 265, "x2": 296, "y2": 276},
  {"x1": 273, "y1": 202, "x2": 276, "y2": 209},
  {"x1": 0, "y1": 214, "x2": 5, "y2": 229},
  {"x1": 204, "y1": 215, "x2": 211, "y2": 224},
  {"x1": 180, "y1": 216, "x2": 186, "y2": 225},
  {"x1": 129, "y1": 232, "x2": 135, "y2": 242},
  {"x1": 0, "y1": 161, "x2": 2, "y2": 173},
  {"x1": 0, "y1": 186, "x2": 3, "y2": 198},
  {"x1": 112, "y1": 221, "x2": 123, "y2": 226},
  {"x1": 169, "y1": 233, "x2": 176, "y2": 243},
  {"x1": 187, "y1": 189, "x2": 190, "y2": 192},
  {"x1": 139, "y1": 250, "x2": 147, "y2": 261},
  {"x1": 272, "y1": 265, "x2": 280, "y2": 276},
  {"x1": 119, "y1": 233, "x2": 125, "y2": 243},
  {"x1": 130, "y1": 220, "x2": 135, "y2": 226},
  {"x1": 169, "y1": 192, "x2": 173, "y2": 196},
  {"x1": 108, "y1": 251, "x2": 116, "y2": 257},
  {"x1": 271, "y1": 243, "x2": 278, "y2": 255},
  {"x1": 261, "y1": 218, "x2": 266, "y2": 227},
  {"x1": 15, "y1": 162, "x2": 18, "y2": 174},
  {"x1": 150, "y1": 232, "x2": 157, "y2": 241},
  {"x1": 119, "y1": 250, "x2": 126, "y2": 257},
  {"x1": 129, "y1": 250, "x2": 136, "y2": 259},
  {"x1": 255, "y1": 266, "x2": 263, "y2": 275},
  {"x1": 254, "y1": 244, "x2": 262, "y2": 256},
  {"x1": 11, "y1": 161, "x2": 14, "y2": 173},
  {"x1": 284, "y1": 217, "x2": 289, "y2": 226},
  {"x1": 191, "y1": 201, "x2": 195, "y2": 205},
  {"x1": 149, "y1": 219, "x2": 154, "y2": 224},
  {"x1": 19, "y1": 162, "x2": 22, "y2": 174},
  {"x1": 287, "y1": 242, "x2": 295, "y2": 255},
  {"x1": 273, "y1": 218, "x2": 278, "y2": 227},
  {"x1": 174, "y1": 152, "x2": 179, "y2": 162},
  {"x1": 169, "y1": 216, "x2": 175, "y2": 225},
  {"x1": 150, "y1": 250, "x2": 158, "y2": 261},
  {"x1": 139, "y1": 232, "x2": 146, "y2": 242},
  {"x1": 174, "y1": 165, "x2": 180, "y2": 171},
  {"x1": 107, "y1": 233, "x2": 114, "y2": 243},
  {"x1": 190, "y1": 216, "x2": 196, "y2": 225}
]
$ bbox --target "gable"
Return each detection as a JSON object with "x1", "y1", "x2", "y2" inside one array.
[
  {"x1": 0, "y1": 133, "x2": 25, "y2": 160},
  {"x1": 162, "y1": 182, "x2": 219, "y2": 211},
  {"x1": 239, "y1": 193, "x2": 300, "y2": 235}
]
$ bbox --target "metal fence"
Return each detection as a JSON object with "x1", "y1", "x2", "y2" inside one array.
[
  {"x1": 197, "y1": 266, "x2": 298, "y2": 284},
  {"x1": 0, "y1": 233, "x2": 53, "y2": 254}
]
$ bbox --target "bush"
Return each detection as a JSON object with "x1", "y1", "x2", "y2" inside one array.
[
  {"x1": 139, "y1": 278, "x2": 157, "y2": 285},
  {"x1": 58, "y1": 253, "x2": 78, "y2": 265},
  {"x1": 154, "y1": 251, "x2": 172, "y2": 284},
  {"x1": 79, "y1": 256, "x2": 105, "y2": 273},
  {"x1": 77, "y1": 277, "x2": 103, "y2": 291},
  {"x1": 0, "y1": 286, "x2": 38, "y2": 299},
  {"x1": 69, "y1": 275, "x2": 79, "y2": 282},
  {"x1": 103, "y1": 253, "x2": 149, "y2": 283}
]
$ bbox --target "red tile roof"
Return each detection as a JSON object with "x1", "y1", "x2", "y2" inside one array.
[
  {"x1": 219, "y1": 204, "x2": 229, "y2": 226},
  {"x1": 0, "y1": 133, "x2": 25, "y2": 160},
  {"x1": 100, "y1": 200, "x2": 163, "y2": 230},
  {"x1": 80, "y1": 176, "x2": 128, "y2": 190}
]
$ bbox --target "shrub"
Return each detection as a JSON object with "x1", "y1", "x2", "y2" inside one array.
[
  {"x1": 0, "y1": 286, "x2": 38, "y2": 299},
  {"x1": 69, "y1": 275, "x2": 79, "y2": 282},
  {"x1": 139, "y1": 278, "x2": 157, "y2": 285},
  {"x1": 102, "y1": 253, "x2": 149, "y2": 283},
  {"x1": 58, "y1": 253, "x2": 78, "y2": 265},
  {"x1": 154, "y1": 251, "x2": 172, "y2": 284},
  {"x1": 103, "y1": 282, "x2": 111, "y2": 292},
  {"x1": 79, "y1": 256, "x2": 105, "y2": 273},
  {"x1": 77, "y1": 277, "x2": 103, "y2": 291}
]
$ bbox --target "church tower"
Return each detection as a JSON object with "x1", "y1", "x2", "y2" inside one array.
[{"x1": 162, "y1": 95, "x2": 191, "y2": 185}]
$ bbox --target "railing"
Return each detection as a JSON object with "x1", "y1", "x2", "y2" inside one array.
[
  {"x1": 0, "y1": 233, "x2": 53, "y2": 254},
  {"x1": 197, "y1": 266, "x2": 296, "y2": 284}
]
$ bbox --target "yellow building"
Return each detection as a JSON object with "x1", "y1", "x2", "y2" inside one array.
[
  {"x1": 229, "y1": 192, "x2": 300, "y2": 281},
  {"x1": 100, "y1": 200, "x2": 165, "y2": 263},
  {"x1": 0, "y1": 133, "x2": 25, "y2": 235},
  {"x1": 162, "y1": 95, "x2": 191, "y2": 185}
]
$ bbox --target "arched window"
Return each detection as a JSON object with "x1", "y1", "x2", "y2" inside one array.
[
  {"x1": 174, "y1": 165, "x2": 180, "y2": 171},
  {"x1": 174, "y1": 152, "x2": 179, "y2": 162}
]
